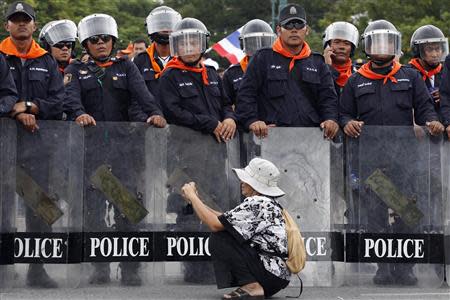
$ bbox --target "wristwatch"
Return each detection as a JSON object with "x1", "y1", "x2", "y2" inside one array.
[{"x1": 25, "y1": 101, "x2": 32, "y2": 114}]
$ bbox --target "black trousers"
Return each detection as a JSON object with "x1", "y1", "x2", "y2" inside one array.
[{"x1": 210, "y1": 231, "x2": 289, "y2": 298}]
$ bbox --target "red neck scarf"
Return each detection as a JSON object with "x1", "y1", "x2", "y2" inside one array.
[
  {"x1": 162, "y1": 57, "x2": 209, "y2": 85},
  {"x1": 333, "y1": 59, "x2": 353, "y2": 87},
  {"x1": 95, "y1": 61, "x2": 113, "y2": 68},
  {"x1": 357, "y1": 61, "x2": 402, "y2": 84},
  {"x1": 409, "y1": 58, "x2": 442, "y2": 81},
  {"x1": 240, "y1": 56, "x2": 249, "y2": 73},
  {"x1": 146, "y1": 43, "x2": 164, "y2": 78},
  {"x1": 0, "y1": 37, "x2": 47, "y2": 59},
  {"x1": 272, "y1": 37, "x2": 311, "y2": 71}
]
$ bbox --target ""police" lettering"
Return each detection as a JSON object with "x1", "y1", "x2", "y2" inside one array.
[
  {"x1": 15, "y1": 237, "x2": 63, "y2": 258},
  {"x1": 167, "y1": 236, "x2": 210, "y2": 257},
  {"x1": 303, "y1": 236, "x2": 327, "y2": 256},
  {"x1": 89, "y1": 237, "x2": 150, "y2": 258},
  {"x1": 364, "y1": 238, "x2": 424, "y2": 258}
]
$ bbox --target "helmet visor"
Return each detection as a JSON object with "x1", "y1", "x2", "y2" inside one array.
[
  {"x1": 146, "y1": 10, "x2": 181, "y2": 35},
  {"x1": 364, "y1": 30, "x2": 401, "y2": 56},
  {"x1": 418, "y1": 38, "x2": 449, "y2": 63},
  {"x1": 79, "y1": 15, "x2": 118, "y2": 43},
  {"x1": 324, "y1": 23, "x2": 359, "y2": 47},
  {"x1": 170, "y1": 31, "x2": 207, "y2": 57},
  {"x1": 242, "y1": 33, "x2": 276, "y2": 56},
  {"x1": 45, "y1": 22, "x2": 77, "y2": 45}
]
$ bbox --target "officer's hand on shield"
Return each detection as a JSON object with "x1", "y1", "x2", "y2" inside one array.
[
  {"x1": 75, "y1": 113, "x2": 96, "y2": 127},
  {"x1": 220, "y1": 118, "x2": 236, "y2": 141},
  {"x1": 426, "y1": 120, "x2": 444, "y2": 136},
  {"x1": 446, "y1": 126, "x2": 450, "y2": 140},
  {"x1": 343, "y1": 120, "x2": 364, "y2": 138},
  {"x1": 249, "y1": 120, "x2": 271, "y2": 138},
  {"x1": 147, "y1": 114, "x2": 167, "y2": 128},
  {"x1": 213, "y1": 121, "x2": 224, "y2": 143},
  {"x1": 413, "y1": 124, "x2": 426, "y2": 141},
  {"x1": 320, "y1": 119, "x2": 339, "y2": 140},
  {"x1": 16, "y1": 113, "x2": 39, "y2": 133}
]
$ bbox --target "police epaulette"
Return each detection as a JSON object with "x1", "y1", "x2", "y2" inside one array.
[
  {"x1": 226, "y1": 63, "x2": 241, "y2": 71},
  {"x1": 111, "y1": 56, "x2": 126, "y2": 63}
]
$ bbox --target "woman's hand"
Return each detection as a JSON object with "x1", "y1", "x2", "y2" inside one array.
[{"x1": 181, "y1": 182, "x2": 198, "y2": 203}]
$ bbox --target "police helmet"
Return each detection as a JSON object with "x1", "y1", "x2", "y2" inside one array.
[
  {"x1": 410, "y1": 25, "x2": 448, "y2": 62},
  {"x1": 323, "y1": 21, "x2": 359, "y2": 56},
  {"x1": 39, "y1": 20, "x2": 77, "y2": 50},
  {"x1": 78, "y1": 13, "x2": 118, "y2": 45},
  {"x1": 361, "y1": 20, "x2": 402, "y2": 57},
  {"x1": 239, "y1": 19, "x2": 275, "y2": 56},
  {"x1": 146, "y1": 6, "x2": 181, "y2": 35},
  {"x1": 169, "y1": 18, "x2": 210, "y2": 57}
]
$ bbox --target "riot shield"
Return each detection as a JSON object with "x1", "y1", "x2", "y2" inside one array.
[
  {"x1": 442, "y1": 137, "x2": 450, "y2": 284},
  {"x1": 8, "y1": 120, "x2": 84, "y2": 288},
  {"x1": 149, "y1": 125, "x2": 240, "y2": 285},
  {"x1": 346, "y1": 126, "x2": 444, "y2": 288},
  {"x1": 81, "y1": 122, "x2": 152, "y2": 287},
  {"x1": 242, "y1": 127, "x2": 345, "y2": 287},
  {"x1": 0, "y1": 118, "x2": 16, "y2": 289}
]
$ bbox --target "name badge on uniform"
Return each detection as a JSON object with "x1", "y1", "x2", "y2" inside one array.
[
  {"x1": 112, "y1": 76, "x2": 118, "y2": 81},
  {"x1": 64, "y1": 73, "x2": 72, "y2": 86},
  {"x1": 79, "y1": 70, "x2": 88, "y2": 75}
]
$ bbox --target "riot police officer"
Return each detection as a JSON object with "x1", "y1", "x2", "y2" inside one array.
[
  {"x1": 159, "y1": 17, "x2": 236, "y2": 142},
  {"x1": 235, "y1": 4, "x2": 339, "y2": 139},
  {"x1": 408, "y1": 25, "x2": 448, "y2": 112},
  {"x1": 323, "y1": 21, "x2": 359, "y2": 95},
  {"x1": 39, "y1": 19, "x2": 77, "y2": 74},
  {"x1": 339, "y1": 20, "x2": 443, "y2": 286},
  {"x1": 222, "y1": 19, "x2": 275, "y2": 106},
  {"x1": 64, "y1": 13, "x2": 166, "y2": 286},
  {"x1": 134, "y1": 6, "x2": 181, "y2": 102}
]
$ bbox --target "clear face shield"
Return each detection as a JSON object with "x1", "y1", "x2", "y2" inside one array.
[
  {"x1": 44, "y1": 21, "x2": 77, "y2": 46},
  {"x1": 364, "y1": 30, "x2": 402, "y2": 56},
  {"x1": 417, "y1": 38, "x2": 449, "y2": 64},
  {"x1": 78, "y1": 15, "x2": 118, "y2": 44},
  {"x1": 170, "y1": 30, "x2": 207, "y2": 57},
  {"x1": 146, "y1": 10, "x2": 181, "y2": 35},
  {"x1": 242, "y1": 33, "x2": 276, "y2": 56},
  {"x1": 324, "y1": 22, "x2": 359, "y2": 48}
]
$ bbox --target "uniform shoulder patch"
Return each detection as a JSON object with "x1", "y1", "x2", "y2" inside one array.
[{"x1": 63, "y1": 73, "x2": 72, "y2": 85}]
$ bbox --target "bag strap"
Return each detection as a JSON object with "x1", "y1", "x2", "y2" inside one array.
[{"x1": 286, "y1": 274, "x2": 303, "y2": 298}]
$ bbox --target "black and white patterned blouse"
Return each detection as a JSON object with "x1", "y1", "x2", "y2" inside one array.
[{"x1": 219, "y1": 195, "x2": 291, "y2": 280}]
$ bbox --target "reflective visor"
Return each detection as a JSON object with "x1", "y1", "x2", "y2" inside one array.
[
  {"x1": 146, "y1": 10, "x2": 181, "y2": 35},
  {"x1": 417, "y1": 38, "x2": 449, "y2": 62},
  {"x1": 364, "y1": 30, "x2": 402, "y2": 56},
  {"x1": 44, "y1": 20, "x2": 77, "y2": 46},
  {"x1": 242, "y1": 33, "x2": 276, "y2": 56},
  {"x1": 169, "y1": 30, "x2": 207, "y2": 57}
]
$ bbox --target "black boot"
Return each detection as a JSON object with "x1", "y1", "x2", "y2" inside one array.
[
  {"x1": 120, "y1": 262, "x2": 142, "y2": 286},
  {"x1": 26, "y1": 264, "x2": 58, "y2": 288},
  {"x1": 89, "y1": 263, "x2": 111, "y2": 284},
  {"x1": 373, "y1": 263, "x2": 394, "y2": 285},
  {"x1": 393, "y1": 264, "x2": 418, "y2": 285}
]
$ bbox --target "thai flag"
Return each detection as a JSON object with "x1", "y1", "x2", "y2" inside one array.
[{"x1": 211, "y1": 27, "x2": 245, "y2": 65}]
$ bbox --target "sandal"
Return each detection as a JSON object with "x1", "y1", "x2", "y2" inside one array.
[{"x1": 222, "y1": 287, "x2": 264, "y2": 299}]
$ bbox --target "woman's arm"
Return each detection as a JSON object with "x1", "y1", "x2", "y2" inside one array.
[{"x1": 181, "y1": 182, "x2": 224, "y2": 232}]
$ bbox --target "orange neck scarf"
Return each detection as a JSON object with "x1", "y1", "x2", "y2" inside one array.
[
  {"x1": 409, "y1": 58, "x2": 442, "y2": 81},
  {"x1": 146, "y1": 43, "x2": 164, "y2": 78},
  {"x1": 95, "y1": 60, "x2": 114, "y2": 68},
  {"x1": 333, "y1": 59, "x2": 353, "y2": 87},
  {"x1": 240, "y1": 56, "x2": 249, "y2": 73},
  {"x1": 0, "y1": 37, "x2": 47, "y2": 59},
  {"x1": 357, "y1": 61, "x2": 402, "y2": 84},
  {"x1": 162, "y1": 57, "x2": 209, "y2": 85},
  {"x1": 272, "y1": 37, "x2": 311, "y2": 71}
]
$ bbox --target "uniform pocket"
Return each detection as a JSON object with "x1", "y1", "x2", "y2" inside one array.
[
  {"x1": 355, "y1": 84, "x2": 376, "y2": 115},
  {"x1": 267, "y1": 71, "x2": 288, "y2": 98},
  {"x1": 391, "y1": 82, "x2": 413, "y2": 109}
]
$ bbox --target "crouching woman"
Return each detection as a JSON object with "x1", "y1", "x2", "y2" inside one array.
[{"x1": 181, "y1": 158, "x2": 290, "y2": 299}]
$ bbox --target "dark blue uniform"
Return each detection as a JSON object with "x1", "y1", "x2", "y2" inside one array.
[
  {"x1": 440, "y1": 55, "x2": 450, "y2": 126},
  {"x1": 222, "y1": 63, "x2": 244, "y2": 106},
  {"x1": 0, "y1": 53, "x2": 18, "y2": 117},
  {"x1": 339, "y1": 65, "x2": 439, "y2": 127},
  {"x1": 407, "y1": 62, "x2": 442, "y2": 114},
  {"x1": 133, "y1": 50, "x2": 165, "y2": 104},
  {"x1": 64, "y1": 57, "x2": 162, "y2": 121},
  {"x1": 2, "y1": 52, "x2": 64, "y2": 119},
  {"x1": 159, "y1": 66, "x2": 235, "y2": 133},
  {"x1": 236, "y1": 49, "x2": 338, "y2": 130},
  {"x1": 327, "y1": 64, "x2": 358, "y2": 97}
]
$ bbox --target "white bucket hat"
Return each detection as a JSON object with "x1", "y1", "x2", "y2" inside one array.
[{"x1": 233, "y1": 158, "x2": 285, "y2": 197}]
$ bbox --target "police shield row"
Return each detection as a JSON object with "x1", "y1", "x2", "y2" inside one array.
[{"x1": 0, "y1": 0, "x2": 449, "y2": 292}]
